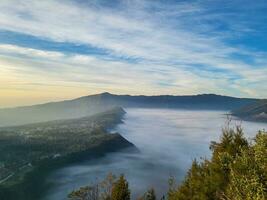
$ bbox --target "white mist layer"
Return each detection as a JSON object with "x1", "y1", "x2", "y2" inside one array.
[{"x1": 44, "y1": 108, "x2": 267, "y2": 199}]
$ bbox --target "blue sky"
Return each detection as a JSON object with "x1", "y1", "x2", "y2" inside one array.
[{"x1": 0, "y1": 0, "x2": 266, "y2": 107}]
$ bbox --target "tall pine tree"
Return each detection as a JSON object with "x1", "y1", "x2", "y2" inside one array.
[{"x1": 111, "y1": 175, "x2": 130, "y2": 200}]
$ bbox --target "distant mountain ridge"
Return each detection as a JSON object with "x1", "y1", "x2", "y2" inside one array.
[
  {"x1": 232, "y1": 100, "x2": 267, "y2": 122},
  {"x1": 0, "y1": 92, "x2": 259, "y2": 126},
  {"x1": 79, "y1": 92, "x2": 258, "y2": 109}
]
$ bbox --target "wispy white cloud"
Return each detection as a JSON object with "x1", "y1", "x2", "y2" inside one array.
[
  {"x1": 0, "y1": 44, "x2": 64, "y2": 59},
  {"x1": 1, "y1": 44, "x2": 265, "y2": 98},
  {"x1": 0, "y1": 0, "x2": 266, "y2": 107}
]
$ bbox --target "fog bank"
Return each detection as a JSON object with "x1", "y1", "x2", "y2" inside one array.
[{"x1": 44, "y1": 108, "x2": 267, "y2": 199}]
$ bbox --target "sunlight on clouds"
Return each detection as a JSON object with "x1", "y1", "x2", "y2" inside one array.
[
  {"x1": 0, "y1": 45, "x2": 219, "y2": 107},
  {"x1": 0, "y1": 44, "x2": 64, "y2": 59},
  {"x1": 0, "y1": 0, "x2": 266, "y2": 106},
  {"x1": 1, "y1": 44, "x2": 263, "y2": 108}
]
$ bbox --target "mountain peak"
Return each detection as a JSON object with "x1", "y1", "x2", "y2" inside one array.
[{"x1": 100, "y1": 92, "x2": 112, "y2": 96}]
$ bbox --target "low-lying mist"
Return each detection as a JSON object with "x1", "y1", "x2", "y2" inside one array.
[{"x1": 44, "y1": 108, "x2": 267, "y2": 200}]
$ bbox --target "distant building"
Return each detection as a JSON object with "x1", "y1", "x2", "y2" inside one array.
[{"x1": 53, "y1": 153, "x2": 61, "y2": 159}]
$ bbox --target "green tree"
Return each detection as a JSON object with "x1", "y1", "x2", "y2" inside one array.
[
  {"x1": 168, "y1": 126, "x2": 266, "y2": 200},
  {"x1": 68, "y1": 173, "x2": 117, "y2": 200},
  {"x1": 140, "y1": 188, "x2": 156, "y2": 200},
  {"x1": 224, "y1": 131, "x2": 267, "y2": 200},
  {"x1": 68, "y1": 185, "x2": 99, "y2": 200},
  {"x1": 67, "y1": 127, "x2": 267, "y2": 200},
  {"x1": 111, "y1": 175, "x2": 130, "y2": 200},
  {"x1": 100, "y1": 173, "x2": 117, "y2": 200}
]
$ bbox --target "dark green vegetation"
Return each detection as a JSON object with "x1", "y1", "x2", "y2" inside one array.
[
  {"x1": 0, "y1": 92, "x2": 258, "y2": 126},
  {"x1": 168, "y1": 127, "x2": 267, "y2": 200},
  {"x1": 69, "y1": 127, "x2": 267, "y2": 200},
  {"x1": 68, "y1": 173, "x2": 117, "y2": 200},
  {"x1": 0, "y1": 107, "x2": 135, "y2": 200},
  {"x1": 232, "y1": 100, "x2": 267, "y2": 122},
  {"x1": 111, "y1": 175, "x2": 131, "y2": 200}
]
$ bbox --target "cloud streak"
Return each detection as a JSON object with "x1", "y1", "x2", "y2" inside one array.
[{"x1": 0, "y1": 0, "x2": 266, "y2": 107}]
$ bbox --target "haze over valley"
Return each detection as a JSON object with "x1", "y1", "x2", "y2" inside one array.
[
  {"x1": 44, "y1": 108, "x2": 267, "y2": 199},
  {"x1": 0, "y1": 93, "x2": 267, "y2": 199},
  {"x1": 0, "y1": 0, "x2": 267, "y2": 199}
]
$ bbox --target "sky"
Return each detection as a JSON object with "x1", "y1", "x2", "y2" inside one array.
[{"x1": 0, "y1": 0, "x2": 267, "y2": 108}]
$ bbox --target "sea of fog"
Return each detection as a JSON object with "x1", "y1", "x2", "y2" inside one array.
[{"x1": 43, "y1": 108, "x2": 267, "y2": 199}]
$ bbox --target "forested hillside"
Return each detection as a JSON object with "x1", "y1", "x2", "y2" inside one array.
[
  {"x1": 232, "y1": 100, "x2": 267, "y2": 122},
  {"x1": 0, "y1": 107, "x2": 135, "y2": 200}
]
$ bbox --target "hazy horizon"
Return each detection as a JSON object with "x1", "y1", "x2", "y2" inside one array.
[
  {"x1": 0, "y1": 0, "x2": 267, "y2": 108},
  {"x1": 0, "y1": 91, "x2": 263, "y2": 109}
]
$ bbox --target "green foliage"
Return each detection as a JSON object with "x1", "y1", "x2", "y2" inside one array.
[
  {"x1": 67, "y1": 127, "x2": 266, "y2": 200},
  {"x1": 111, "y1": 175, "x2": 130, "y2": 200},
  {"x1": 225, "y1": 131, "x2": 267, "y2": 200},
  {"x1": 138, "y1": 188, "x2": 156, "y2": 200},
  {"x1": 168, "y1": 127, "x2": 267, "y2": 200},
  {"x1": 68, "y1": 185, "x2": 99, "y2": 200},
  {"x1": 68, "y1": 173, "x2": 130, "y2": 200},
  {"x1": 68, "y1": 173, "x2": 117, "y2": 200},
  {"x1": 99, "y1": 173, "x2": 117, "y2": 200},
  {"x1": 0, "y1": 108, "x2": 131, "y2": 200}
]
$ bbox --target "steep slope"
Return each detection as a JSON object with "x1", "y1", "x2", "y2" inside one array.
[
  {"x1": 0, "y1": 93, "x2": 116, "y2": 126},
  {"x1": 232, "y1": 100, "x2": 267, "y2": 122},
  {"x1": 0, "y1": 107, "x2": 132, "y2": 185},
  {"x1": 0, "y1": 92, "x2": 258, "y2": 126},
  {"x1": 0, "y1": 107, "x2": 135, "y2": 200}
]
